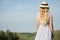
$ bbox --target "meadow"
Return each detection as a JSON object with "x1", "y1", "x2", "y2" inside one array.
[
  {"x1": 18, "y1": 30, "x2": 60, "y2": 40},
  {"x1": 0, "y1": 30, "x2": 60, "y2": 40}
]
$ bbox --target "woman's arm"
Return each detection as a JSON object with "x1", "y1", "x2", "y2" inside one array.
[
  {"x1": 50, "y1": 16, "x2": 54, "y2": 32},
  {"x1": 36, "y1": 17, "x2": 40, "y2": 32}
]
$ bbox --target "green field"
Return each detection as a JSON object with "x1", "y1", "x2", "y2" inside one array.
[
  {"x1": 0, "y1": 30, "x2": 60, "y2": 40},
  {"x1": 18, "y1": 30, "x2": 60, "y2": 40},
  {"x1": 54, "y1": 30, "x2": 60, "y2": 40},
  {"x1": 18, "y1": 33, "x2": 36, "y2": 40}
]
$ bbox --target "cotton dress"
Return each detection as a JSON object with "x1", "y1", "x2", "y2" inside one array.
[{"x1": 35, "y1": 14, "x2": 51, "y2": 40}]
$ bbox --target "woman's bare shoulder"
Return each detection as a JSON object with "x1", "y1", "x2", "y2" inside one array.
[
  {"x1": 36, "y1": 12, "x2": 40, "y2": 18},
  {"x1": 49, "y1": 14, "x2": 53, "y2": 18}
]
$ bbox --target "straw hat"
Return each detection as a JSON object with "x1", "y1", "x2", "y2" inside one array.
[{"x1": 40, "y1": 2, "x2": 49, "y2": 8}]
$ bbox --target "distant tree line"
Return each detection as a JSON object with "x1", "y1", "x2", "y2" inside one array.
[{"x1": 0, "y1": 30, "x2": 20, "y2": 40}]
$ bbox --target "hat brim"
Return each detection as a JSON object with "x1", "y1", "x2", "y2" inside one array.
[{"x1": 40, "y1": 5, "x2": 49, "y2": 8}]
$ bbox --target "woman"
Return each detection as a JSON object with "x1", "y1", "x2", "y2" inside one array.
[{"x1": 35, "y1": 2, "x2": 54, "y2": 40}]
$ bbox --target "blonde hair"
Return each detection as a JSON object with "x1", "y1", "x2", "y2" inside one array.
[{"x1": 39, "y1": 8, "x2": 50, "y2": 25}]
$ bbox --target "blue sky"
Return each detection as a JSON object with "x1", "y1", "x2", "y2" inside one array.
[{"x1": 0, "y1": 0, "x2": 60, "y2": 32}]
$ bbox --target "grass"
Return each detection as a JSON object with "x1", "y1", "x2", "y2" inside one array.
[
  {"x1": 18, "y1": 33, "x2": 36, "y2": 40},
  {"x1": 54, "y1": 30, "x2": 60, "y2": 40},
  {"x1": 18, "y1": 30, "x2": 60, "y2": 40}
]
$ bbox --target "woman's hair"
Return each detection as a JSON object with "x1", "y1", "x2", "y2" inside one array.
[{"x1": 39, "y1": 8, "x2": 50, "y2": 25}]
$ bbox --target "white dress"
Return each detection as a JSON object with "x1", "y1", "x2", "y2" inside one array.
[{"x1": 35, "y1": 14, "x2": 51, "y2": 40}]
